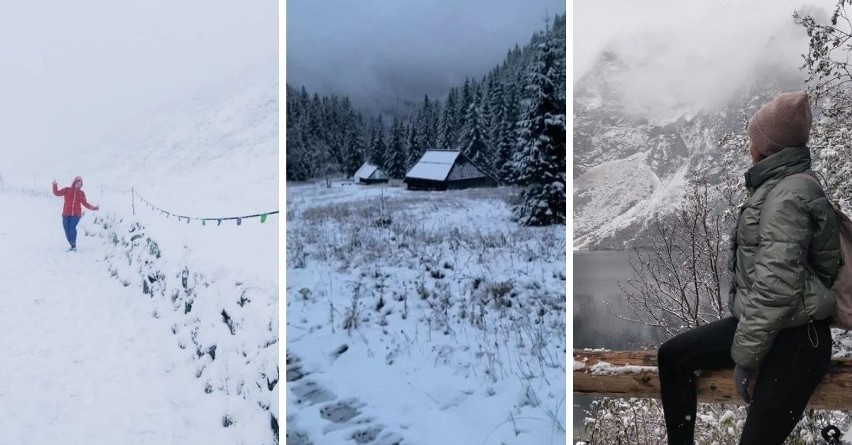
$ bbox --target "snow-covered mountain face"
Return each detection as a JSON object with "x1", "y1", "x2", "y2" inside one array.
[
  {"x1": 573, "y1": 30, "x2": 809, "y2": 250},
  {"x1": 86, "y1": 74, "x2": 277, "y2": 214}
]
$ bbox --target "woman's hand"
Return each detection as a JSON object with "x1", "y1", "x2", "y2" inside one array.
[{"x1": 734, "y1": 364, "x2": 753, "y2": 403}]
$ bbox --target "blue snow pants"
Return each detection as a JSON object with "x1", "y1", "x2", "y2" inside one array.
[{"x1": 62, "y1": 216, "x2": 81, "y2": 247}]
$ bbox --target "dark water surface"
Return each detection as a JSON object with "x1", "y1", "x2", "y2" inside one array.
[
  {"x1": 572, "y1": 250, "x2": 667, "y2": 438},
  {"x1": 573, "y1": 250, "x2": 667, "y2": 350}
]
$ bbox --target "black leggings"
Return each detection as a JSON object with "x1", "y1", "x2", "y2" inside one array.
[{"x1": 658, "y1": 317, "x2": 831, "y2": 445}]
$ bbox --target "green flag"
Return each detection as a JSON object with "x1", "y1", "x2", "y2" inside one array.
[{"x1": 260, "y1": 214, "x2": 267, "y2": 223}]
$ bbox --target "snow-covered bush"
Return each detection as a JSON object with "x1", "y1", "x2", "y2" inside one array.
[
  {"x1": 87, "y1": 214, "x2": 279, "y2": 445},
  {"x1": 579, "y1": 398, "x2": 851, "y2": 445}
]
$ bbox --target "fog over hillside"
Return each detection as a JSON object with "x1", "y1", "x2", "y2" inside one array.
[
  {"x1": 573, "y1": 1, "x2": 829, "y2": 249},
  {"x1": 574, "y1": 0, "x2": 825, "y2": 117},
  {"x1": 0, "y1": 0, "x2": 276, "y2": 184}
]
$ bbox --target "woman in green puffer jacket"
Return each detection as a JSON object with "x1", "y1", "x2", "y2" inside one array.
[{"x1": 657, "y1": 91, "x2": 841, "y2": 445}]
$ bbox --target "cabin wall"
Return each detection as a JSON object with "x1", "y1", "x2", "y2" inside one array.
[
  {"x1": 360, "y1": 178, "x2": 389, "y2": 185},
  {"x1": 446, "y1": 177, "x2": 496, "y2": 189},
  {"x1": 446, "y1": 160, "x2": 486, "y2": 181},
  {"x1": 371, "y1": 170, "x2": 389, "y2": 180},
  {"x1": 403, "y1": 178, "x2": 447, "y2": 191}
]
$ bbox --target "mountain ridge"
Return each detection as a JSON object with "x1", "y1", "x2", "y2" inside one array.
[{"x1": 573, "y1": 45, "x2": 806, "y2": 249}]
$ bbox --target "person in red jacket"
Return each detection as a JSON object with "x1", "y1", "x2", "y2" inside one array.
[{"x1": 52, "y1": 176, "x2": 99, "y2": 251}]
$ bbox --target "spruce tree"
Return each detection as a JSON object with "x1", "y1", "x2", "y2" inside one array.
[
  {"x1": 343, "y1": 116, "x2": 365, "y2": 177},
  {"x1": 367, "y1": 123, "x2": 377, "y2": 165},
  {"x1": 495, "y1": 86, "x2": 519, "y2": 183},
  {"x1": 387, "y1": 117, "x2": 408, "y2": 178},
  {"x1": 438, "y1": 89, "x2": 459, "y2": 149},
  {"x1": 406, "y1": 116, "x2": 422, "y2": 169},
  {"x1": 416, "y1": 95, "x2": 433, "y2": 151},
  {"x1": 418, "y1": 95, "x2": 440, "y2": 150},
  {"x1": 306, "y1": 100, "x2": 331, "y2": 178},
  {"x1": 286, "y1": 121, "x2": 312, "y2": 181},
  {"x1": 370, "y1": 116, "x2": 387, "y2": 170},
  {"x1": 513, "y1": 20, "x2": 566, "y2": 226},
  {"x1": 457, "y1": 79, "x2": 473, "y2": 144},
  {"x1": 480, "y1": 85, "x2": 494, "y2": 151},
  {"x1": 429, "y1": 101, "x2": 442, "y2": 149},
  {"x1": 458, "y1": 92, "x2": 490, "y2": 169},
  {"x1": 488, "y1": 79, "x2": 506, "y2": 148}
]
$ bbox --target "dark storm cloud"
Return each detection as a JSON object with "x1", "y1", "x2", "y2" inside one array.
[{"x1": 286, "y1": 0, "x2": 566, "y2": 111}]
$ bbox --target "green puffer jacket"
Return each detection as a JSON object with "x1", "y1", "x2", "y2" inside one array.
[{"x1": 728, "y1": 146, "x2": 840, "y2": 370}]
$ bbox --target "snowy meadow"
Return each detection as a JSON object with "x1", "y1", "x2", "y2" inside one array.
[{"x1": 285, "y1": 182, "x2": 566, "y2": 445}]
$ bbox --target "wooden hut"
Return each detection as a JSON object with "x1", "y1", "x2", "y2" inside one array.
[
  {"x1": 403, "y1": 150, "x2": 496, "y2": 190},
  {"x1": 353, "y1": 163, "x2": 390, "y2": 185}
]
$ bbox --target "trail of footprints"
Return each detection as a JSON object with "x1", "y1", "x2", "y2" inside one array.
[{"x1": 286, "y1": 352, "x2": 406, "y2": 445}]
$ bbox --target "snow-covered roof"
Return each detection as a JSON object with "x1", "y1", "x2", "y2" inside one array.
[
  {"x1": 419, "y1": 150, "x2": 460, "y2": 164},
  {"x1": 354, "y1": 163, "x2": 379, "y2": 179},
  {"x1": 405, "y1": 150, "x2": 461, "y2": 181}
]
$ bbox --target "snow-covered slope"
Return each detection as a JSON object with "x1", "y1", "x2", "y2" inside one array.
[
  {"x1": 45, "y1": 74, "x2": 280, "y2": 285},
  {"x1": 0, "y1": 192, "x2": 246, "y2": 444},
  {"x1": 572, "y1": 45, "x2": 804, "y2": 249},
  {"x1": 1, "y1": 73, "x2": 279, "y2": 443},
  {"x1": 574, "y1": 152, "x2": 680, "y2": 249},
  {"x1": 80, "y1": 74, "x2": 277, "y2": 212}
]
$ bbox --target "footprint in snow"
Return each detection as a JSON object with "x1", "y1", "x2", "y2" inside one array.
[
  {"x1": 285, "y1": 429, "x2": 313, "y2": 445},
  {"x1": 291, "y1": 380, "x2": 336, "y2": 406},
  {"x1": 288, "y1": 352, "x2": 407, "y2": 445},
  {"x1": 320, "y1": 399, "x2": 362, "y2": 423},
  {"x1": 287, "y1": 354, "x2": 306, "y2": 382},
  {"x1": 351, "y1": 427, "x2": 404, "y2": 445},
  {"x1": 351, "y1": 426, "x2": 382, "y2": 444}
]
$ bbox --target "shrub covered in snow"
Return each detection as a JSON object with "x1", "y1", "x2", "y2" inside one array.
[
  {"x1": 88, "y1": 214, "x2": 279, "y2": 445},
  {"x1": 579, "y1": 398, "x2": 851, "y2": 445}
]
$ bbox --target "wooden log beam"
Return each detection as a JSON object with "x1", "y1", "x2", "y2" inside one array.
[{"x1": 573, "y1": 350, "x2": 852, "y2": 410}]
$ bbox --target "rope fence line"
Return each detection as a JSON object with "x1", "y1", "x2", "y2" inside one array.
[{"x1": 101, "y1": 186, "x2": 278, "y2": 226}]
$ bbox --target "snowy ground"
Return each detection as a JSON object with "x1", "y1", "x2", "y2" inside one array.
[
  {"x1": 286, "y1": 182, "x2": 567, "y2": 445},
  {"x1": 0, "y1": 75, "x2": 278, "y2": 444},
  {"x1": 0, "y1": 192, "x2": 241, "y2": 444}
]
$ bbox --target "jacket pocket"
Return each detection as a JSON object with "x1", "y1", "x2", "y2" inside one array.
[{"x1": 802, "y1": 271, "x2": 836, "y2": 321}]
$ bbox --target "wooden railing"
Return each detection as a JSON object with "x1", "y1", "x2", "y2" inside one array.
[{"x1": 573, "y1": 350, "x2": 852, "y2": 409}]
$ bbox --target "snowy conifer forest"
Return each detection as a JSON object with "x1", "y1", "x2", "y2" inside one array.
[
  {"x1": 286, "y1": 11, "x2": 566, "y2": 445},
  {"x1": 286, "y1": 14, "x2": 566, "y2": 226}
]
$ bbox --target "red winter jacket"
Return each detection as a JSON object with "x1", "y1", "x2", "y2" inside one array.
[{"x1": 53, "y1": 176, "x2": 97, "y2": 216}]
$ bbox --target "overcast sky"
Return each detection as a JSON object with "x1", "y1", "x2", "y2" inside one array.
[
  {"x1": 0, "y1": 1, "x2": 276, "y2": 179},
  {"x1": 574, "y1": 0, "x2": 829, "y2": 114},
  {"x1": 286, "y1": 0, "x2": 566, "y2": 112}
]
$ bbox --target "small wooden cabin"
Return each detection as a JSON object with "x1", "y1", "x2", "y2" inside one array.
[
  {"x1": 353, "y1": 163, "x2": 390, "y2": 185},
  {"x1": 403, "y1": 150, "x2": 496, "y2": 191}
]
